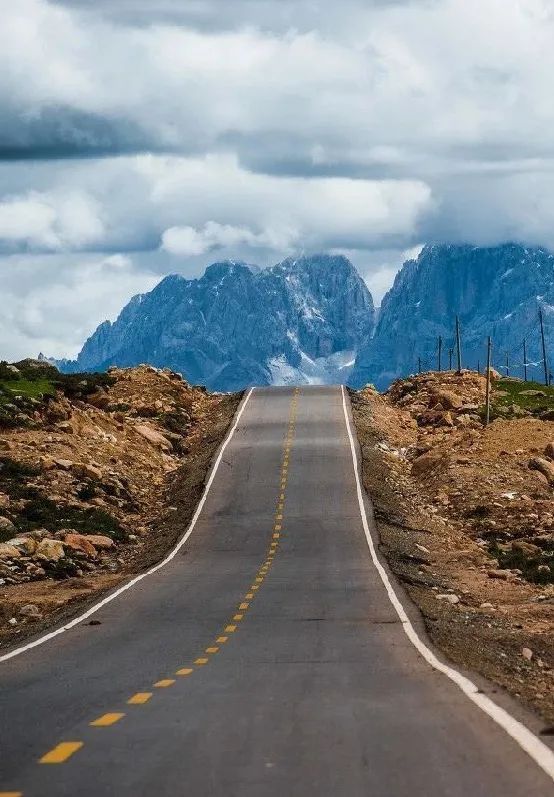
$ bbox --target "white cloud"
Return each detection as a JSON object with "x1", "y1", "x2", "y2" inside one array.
[
  {"x1": 0, "y1": 253, "x2": 158, "y2": 360},
  {"x1": 161, "y1": 221, "x2": 297, "y2": 257},
  {"x1": 0, "y1": 190, "x2": 104, "y2": 251}
]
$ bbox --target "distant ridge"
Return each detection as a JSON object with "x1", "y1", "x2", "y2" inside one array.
[{"x1": 55, "y1": 254, "x2": 375, "y2": 391}]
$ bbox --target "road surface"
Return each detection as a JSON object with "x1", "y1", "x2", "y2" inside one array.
[{"x1": 0, "y1": 386, "x2": 553, "y2": 796}]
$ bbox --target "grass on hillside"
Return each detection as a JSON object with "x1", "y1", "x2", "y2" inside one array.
[{"x1": 492, "y1": 378, "x2": 554, "y2": 414}]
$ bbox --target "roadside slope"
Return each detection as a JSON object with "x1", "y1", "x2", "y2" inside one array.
[{"x1": 351, "y1": 371, "x2": 554, "y2": 725}]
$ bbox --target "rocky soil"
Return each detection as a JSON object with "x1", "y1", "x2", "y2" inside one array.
[
  {"x1": 351, "y1": 370, "x2": 554, "y2": 726},
  {"x1": 0, "y1": 361, "x2": 240, "y2": 648}
]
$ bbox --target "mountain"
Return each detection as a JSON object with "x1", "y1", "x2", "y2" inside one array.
[
  {"x1": 58, "y1": 254, "x2": 375, "y2": 391},
  {"x1": 351, "y1": 243, "x2": 554, "y2": 390}
]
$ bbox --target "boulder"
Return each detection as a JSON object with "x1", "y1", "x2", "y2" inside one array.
[
  {"x1": 411, "y1": 450, "x2": 450, "y2": 477},
  {"x1": 528, "y1": 456, "x2": 554, "y2": 486},
  {"x1": 0, "y1": 543, "x2": 21, "y2": 559},
  {"x1": 63, "y1": 533, "x2": 98, "y2": 557},
  {"x1": 135, "y1": 424, "x2": 172, "y2": 451},
  {"x1": 487, "y1": 368, "x2": 502, "y2": 381},
  {"x1": 0, "y1": 516, "x2": 16, "y2": 535},
  {"x1": 72, "y1": 463, "x2": 103, "y2": 481},
  {"x1": 511, "y1": 540, "x2": 541, "y2": 557},
  {"x1": 83, "y1": 534, "x2": 115, "y2": 549},
  {"x1": 35, "y1": 538, "x2": 65, "y2": 562},
  {"x1": 431, "y1": 390, "x2": 464, "y2": 410},
  {"x1": 53, "y1": 458, "x2": 74, "y2": 471},
  {"x1": 19, "y1": 604, "x2": 41, "y2": 619},
  {"x1": 7, "y1": 536, "x2": 37, "y2": 555}
]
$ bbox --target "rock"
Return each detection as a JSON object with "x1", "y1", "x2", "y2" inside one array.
[
  {"x1": 53, "y1": 458, "x2": 74, "y2": 471},
  {"x1": 521, "y1": 390, "x2": 546, "y2": 396},
  {"x1": 544, "y1": 442, "x2": 554, "y2": 460},
  {"x1": 431, "y1": 390, "x2": 464, "y2": 410},
  {"x1": 537, "y1": 564, "x2": 551, "y2": 574},
  {"x1": 411, "y1": 450, "x2": 449, "y2": 477},
  {"x1": 487, "y1": 368, "x2": 502, "y2": 381},
  {"x1": 135, "y1": 424, "x2": 172, "y2": 451},
  {"x1": 522, "y1": 647, "x2": 533, "y2": 661},
  {"x1": 487, "y1": 569, "x2": 509, "y2": 580},
  {"x1": 436, "y1": 594, "x2": 460, "y2": 604},
  {"x1": 55, "y1": 421, "x2": 74, "y2": 433},
  {"x1": 71, "y1": 462, "x2": 103, "y2": 481},
  {"x1": 7, "y1": 536, "x2": 37, "y2": 555},
  {"x1": 0, "y1": 516, "x2": 16, "y2": 535},
  {"x1": 84, "y1": 534, "x2": 115, "y2": 549},
  {"x1": 35, "y1": 538, "x2": 65, "y2": 562},
  {"x1": 480, "y1": 602, "x2": 495, "y2": 609},
  {"x1": 0, "y1": 543, "x2": 21, "y2": 559},
  {"x1": 510, "y1": 540, "x2": 541, "y2": 557},
  {"x1": 8, "y1": 617, "x2": 17, "y2": 626},
  {"x1": 63, "y1": 533, "x2": 98, "y2": 557},
  {"x1": 19, "y1": 603, "x2": 42, "y2": 618},
  {"x1": 528, "y1": 457, "x2": 554, "y2": 485}
]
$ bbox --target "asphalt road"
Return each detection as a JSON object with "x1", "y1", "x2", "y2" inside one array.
[{"x1": 0, "y1": 385, "x2": 553, "y2": 796}]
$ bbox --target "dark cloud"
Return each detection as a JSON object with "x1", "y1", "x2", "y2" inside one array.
[{"x1": 0, "y1": 106, "x2": 172, "y2": 160}]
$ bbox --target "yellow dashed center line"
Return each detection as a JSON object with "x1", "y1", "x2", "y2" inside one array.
[
  {"x1": 0, "y1": 792, "x2": 23, "y2": 796},
  {"x1": 40, "y1": 742, "x2": 83, "y2": 765},
  {"x1": 90, "y1": 713, "x2": 125, "y2": 728},
  {"x1": 128, "y1": 692, "x2": 153, "y2": 704},
  {"x1": 21, "y1": 390, "x2": 301, "y2": 791}
]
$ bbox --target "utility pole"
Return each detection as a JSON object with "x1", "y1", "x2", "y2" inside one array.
[
  {"x1": 485, "y1": 336, "x2": 492, "y2": 426},
  {"x1": 448, "y1": 348, "x2": 453, "y2": 370},
  {"x1": 523, "y1": 339, "x2": 527, "y2": 382},
  {"x1": 418, "y1": 356, "x2": 422, "y2": 374},
  {"x1": 477, "y1": 359, "x2": 480, "y2": 374},
  {"x1": 455, "y1": 316, "x2": 462, "y2": 373},
  {"x1": 438, "y1": 336, "x2": 442, "y2": 372},
  {"x1": 505, "y1": 351, "x2": 509, "y2": 378},
  {"x1": 539, "y1": 308, "x2": 549, "y2": 386}
]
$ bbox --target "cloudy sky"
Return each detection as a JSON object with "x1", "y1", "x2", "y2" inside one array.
[{"x1": 1, "y1": 0, "x2": 554, "y2": 359}]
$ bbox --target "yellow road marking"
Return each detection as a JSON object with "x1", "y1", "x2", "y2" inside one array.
[
  {"x1": 128, "y1": 692, "x2": 152, "y2": 704},
  {"x1": 255, "y1": 577, "x2": 263, "y2": 584},
  {"x1": 40, "y1": 742, "x2": 83, "y2": 764},
  {"x1": 245, "y1": 592, "x2": 254, "y2": 599},
  {"x1": 206, "y1": 647, "x2": 219, "y2": 654},
  {"x1": 154, "y1": 679, "x2": 175, "y2": 687},
  {"x1": 280, "y1": 493, "x2": 285, "y2": 500},
  {"x1": 239, "y1": 602, "x2": 249, "y2": 610},
  {"x1": 225, "y1": 625, "x2": 237, "y2": 632},
  {"x1": 194, "y1": 657, "x2": 209, "y2": 665},
  {"x1": 251, "y1": 584, "x2": 260, "y2": 591},
  {"x1": 275, "y1": 514, "x2": 283, "y2": 520},
  {"x1": 274, "y1": 524, "x2": 282, "y2": 531},
  {"x1": 0, "y1": 792, "x2": 23, "y2": 796},
  {"x1": 176, "y1": 668, "x2": 194, "y2": 676},
  {"x1": 273, "y1": 532, "x2": 280, "y2": 539},
  {"x1": 90, "y1": 713, "x2": 125, "y2": 727},
  {"x1": 233, "y1": 613, "x2": 243, "y2": 621}
]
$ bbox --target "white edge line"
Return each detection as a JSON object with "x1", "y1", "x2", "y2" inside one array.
[
  {"x1": 0, "y1": 388, "x2": 255, "y2": 664},
  {"x1": 340, "y1": 384, "x2": 554, "y2": 782}
]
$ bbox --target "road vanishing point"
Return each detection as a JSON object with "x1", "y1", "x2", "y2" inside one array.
[{"x1": 1, "y1": 386, "x2": 553, "y2": 796}]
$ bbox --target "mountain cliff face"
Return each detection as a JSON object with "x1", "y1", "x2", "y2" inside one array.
[
  {"x1": 60, "y1": 254, "x2": 375, "y2": 391},
  {"x1": 351, "y1": 244, "x2": 554, "y2": 390}
]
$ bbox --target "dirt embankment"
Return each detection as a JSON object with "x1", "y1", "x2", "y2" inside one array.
[
  {"x1": 0, "y1": 362, "x2": 241, "y2": 648},
  {"x1": 351, "y1": 370, "x2": 554, "y2": 726}
]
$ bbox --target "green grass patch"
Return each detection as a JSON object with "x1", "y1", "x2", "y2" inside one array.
[
  {"x1": 493, "y1": 378, "x2": 554, "y2": 412},
  {"x1": 0, "y1": 378, "x2": 56, "y2": 400}
]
